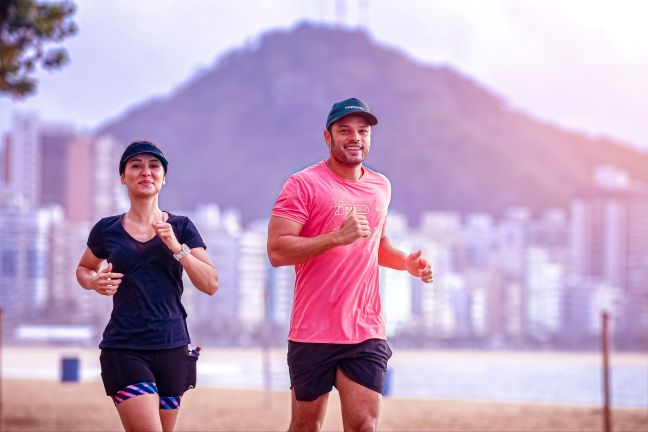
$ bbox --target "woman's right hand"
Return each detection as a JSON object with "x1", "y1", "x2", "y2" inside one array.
[{"x1": 89, "y1": 263, "x2": 124, "y2": 296}]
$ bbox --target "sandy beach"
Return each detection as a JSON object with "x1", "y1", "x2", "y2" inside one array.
[
  {"x1": 2, "y1": 347, "x2": 647, "y2": 431},
  {"x1": 1, "y1": 378, "x2": 647, "y2": 431}
]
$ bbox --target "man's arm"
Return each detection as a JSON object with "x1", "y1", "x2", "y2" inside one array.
[
  {"x1": 377, "y1": 236, "x2": 408, "y2": 270},
  {"x1": 267, "y1": 208, "x2": 371, "y2": 267},
  {"x1": 378, "y1": 226, "x2": 434, "y2": 283}
]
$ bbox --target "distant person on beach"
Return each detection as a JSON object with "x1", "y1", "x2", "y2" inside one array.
[
  {"x1": 267, "y1": 97, "x2": 434, "y2": 431},
  {"x1": 76, "y1": 141, "x2": 218, "y2": 432}
]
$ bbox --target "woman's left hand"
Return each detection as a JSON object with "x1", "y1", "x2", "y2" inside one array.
[{"x1": 152, "y1": 212, "x2": 182, "y2": 254}]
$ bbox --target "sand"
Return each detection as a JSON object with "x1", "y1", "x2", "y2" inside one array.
[{"x1": 1, "y1": 378, "x2": 646, "y2": 431}]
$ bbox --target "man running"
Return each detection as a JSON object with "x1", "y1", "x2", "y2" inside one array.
[{"x1": 267, "y1": 97, "x2": 434, "y2": 431}]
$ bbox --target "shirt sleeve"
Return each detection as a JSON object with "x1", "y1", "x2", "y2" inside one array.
[
  {"x1": 180, "y1": 217, "x2": 207, "y2": 250},
  {"x1": 87, "y1": 219, "x2": 108, "y2": 259},
  {"x1": 271, "y1": 175, "x2": 310, "y2": 225}
]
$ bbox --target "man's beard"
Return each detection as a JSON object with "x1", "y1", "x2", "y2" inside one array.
[{"x1": 330, "y1": 135, "x2": 366, "y2": 166}]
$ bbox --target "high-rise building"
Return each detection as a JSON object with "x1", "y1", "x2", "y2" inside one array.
[
  {"x1": 416, "y1": 211, "x2": 464, "y2": 337},
  {"x1": 525, "y1": 246, "x2": 564, "y2": 339},
  {"x1": 379, "y1": 213, "x2": 413, "y2": 336},
  {"x1": 6, "y1": 116, "x2": 122, "y2": 222},
  {"x1": 64, "y1": 134, "x2": 93, "y2": 221},
  {"x1": 39, "y1": 125, "x2": 77, "y2": 209},
  {"x1": 40, "y1": 130, "x2": 122, "y2": 222},
  {"x1": 569, "y1": 185, "x2": 648, "y2": 344},
  {"x1": 92, "y1": 135, "x2": 124, "y2": 220},
  {"x1": 6, "y1": 113, "x2": 40, "y2": 209},
  {"x1": 464, "y1": 267, "x2": 507, "y2": 341},
  {"x1": 494, "y1": 207, "x2": 530, "y2": 279},
  {"x1": 434, "y1": 272, "x2": 469, "y2": 338},
  {"x1": 531, "y1": 208, "x2": 568, "y2": 249},
  {"x1": 0, "y1": 206, "x2": 63, "y2": 330},
  {"x1": 267, "y1": 264, "x2": 294, "y2": 323},
  {"x1": 505, "y1": 281, "x2": 524, "y2": 340},
  {"x1": 1, "y1": 133, "x2": 7, "y2": 186},
  {"x1": 464, "y1": 213, "x2": 495, "y2": 266},
  {"x1": 183, "y1": 205, "x2": 242, "y2": 342},
  {"x1": 238, "y1": 220, "x2": 269, "y2": 334}
]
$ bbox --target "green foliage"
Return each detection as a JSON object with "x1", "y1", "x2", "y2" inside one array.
[{"x1": 0, "y1": 0, "x2": 77, "y2": 97}]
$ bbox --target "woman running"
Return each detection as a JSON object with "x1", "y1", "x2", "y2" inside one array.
[{"x1": 76, "y1": 140, "x2": 218, "y2": 431}]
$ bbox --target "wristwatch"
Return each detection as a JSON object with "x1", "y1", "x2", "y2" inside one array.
[{"x1": 174, "y1": 244, "x2": 191, "y2": 261}]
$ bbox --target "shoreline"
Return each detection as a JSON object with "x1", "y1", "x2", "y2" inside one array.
[
  {"x1": 3, "y1": 344, "x2": 646, "y2": 361},
  {"x1": 3, "y1": 345, "x2": 647, "y2": 409}
]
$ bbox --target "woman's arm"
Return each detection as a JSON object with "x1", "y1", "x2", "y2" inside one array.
[
  {"x1": 152, "y1": 217, "x2": 218, "y2": 296},
  {"x1": 178, "y1": 247, "x2": 218, "y2": 296},
  {"x1": 76, "y1": 247, "x2": 124, "y2": 296}
]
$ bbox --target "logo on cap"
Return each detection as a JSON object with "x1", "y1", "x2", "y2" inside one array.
[{"x1": 326, "y1": 97, "x2": 378, "y2": 129}]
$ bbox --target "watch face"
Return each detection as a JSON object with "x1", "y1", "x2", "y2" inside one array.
[{"x1": 175, "y1": 244, "x2": 190, "y2": 260}]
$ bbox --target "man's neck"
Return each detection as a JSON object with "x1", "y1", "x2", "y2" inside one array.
[{"x1": 325, "y1": 158, "x2": 364, "y2": 181}]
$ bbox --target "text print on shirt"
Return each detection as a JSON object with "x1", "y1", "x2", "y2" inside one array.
[{"x1": 333, "y1": 201, "x2": 369, "y2": 216}]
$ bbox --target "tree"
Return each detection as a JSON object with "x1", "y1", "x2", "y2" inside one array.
[{"x1": 0, "y1": 0, "x2": 77, "y2": 97}]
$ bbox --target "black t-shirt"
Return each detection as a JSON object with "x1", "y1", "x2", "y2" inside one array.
[{"x1": 87, "y1": 212, "x2": 207, "y2": 350}]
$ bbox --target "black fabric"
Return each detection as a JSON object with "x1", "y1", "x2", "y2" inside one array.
[
  {"x1": 87, "y1": 212, "x2": 206, "y2": 349},
  {"x1": 118, "y1": 141, "x2": 168, "y2": 174},
  {"x1": 287, "y1": 338, "x2": 392, "y2": 401},
  {"x1": 99, "y1": 346, "x2": 197, "y2": 397}
]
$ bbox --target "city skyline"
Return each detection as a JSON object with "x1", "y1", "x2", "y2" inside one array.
[{"x1": 1, "y1": 114, "x2": 647, "y2": 350}]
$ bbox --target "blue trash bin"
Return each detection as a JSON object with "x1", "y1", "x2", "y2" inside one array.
[{"x1": 61, "y1": 357, "x2": 80, "y2": 382}]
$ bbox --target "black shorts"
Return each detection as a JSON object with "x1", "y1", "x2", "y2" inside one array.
[
  {"x1": 287, "y1": 338, "x2": 392, "y2": 401},
  {"x1": 99, "y1": 346, "x2": 197, "y2": 397}
]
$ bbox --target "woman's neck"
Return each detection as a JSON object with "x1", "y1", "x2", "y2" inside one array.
[{"x1": 126, "y1": 197, "x2": 162, "y2": 224}]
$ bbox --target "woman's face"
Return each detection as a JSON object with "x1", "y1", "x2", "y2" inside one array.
[{"x1": 121, "y1": 154, "x2": 165, "y2": 198}]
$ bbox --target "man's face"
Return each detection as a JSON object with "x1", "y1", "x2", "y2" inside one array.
[{"x1": 325, "y1": 115, "x2": 372, "y2": 166}]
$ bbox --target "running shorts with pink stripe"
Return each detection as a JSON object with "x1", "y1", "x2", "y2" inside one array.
[{"x1": 100, "y1": 346, "x2": 197, "y2": 410}]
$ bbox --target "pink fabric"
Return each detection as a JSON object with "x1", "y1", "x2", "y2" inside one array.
[{"x1": 272, "y1": 161, "x2": 391, "y2": 343}]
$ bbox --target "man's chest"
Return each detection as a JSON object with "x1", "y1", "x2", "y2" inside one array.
[{"x1": 303, "y1": 185, "x2": 389, "y2": 235}]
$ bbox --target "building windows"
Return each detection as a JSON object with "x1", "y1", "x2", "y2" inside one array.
[
  {"x1": 27, "y1": 250, "x2": 46, "y2": 278},
  {"x1": 2, "y1": 250, "x2": 16, "y2": 278}
]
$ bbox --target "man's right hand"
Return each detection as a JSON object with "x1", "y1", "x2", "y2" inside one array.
[
  {"x1": 333, "y1": 206, "x2": 372, "y2": 245},
  {"x1": 88, "y1": 262, "x2": 124, "y2": 296}
]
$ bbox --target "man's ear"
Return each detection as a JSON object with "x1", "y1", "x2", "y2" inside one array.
[{"x1": 324, "y1": 129, "x2": 332, "y2": 148}]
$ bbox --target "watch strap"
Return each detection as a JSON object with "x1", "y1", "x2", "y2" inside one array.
[{"x1": 174, "y1": 244, "x2": 190, "y2": 261}]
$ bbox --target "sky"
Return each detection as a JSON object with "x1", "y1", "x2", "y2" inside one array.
[{"x1": 1, "y1": 0, "x2": 648, "y2": 150}]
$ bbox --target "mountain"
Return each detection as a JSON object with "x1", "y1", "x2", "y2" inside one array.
[{"x1": 99, "y1": 23, "x2": 648, "y2": 224}]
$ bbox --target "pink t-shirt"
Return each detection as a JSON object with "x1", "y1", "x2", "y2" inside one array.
[{"x1": 272, "y1": 160, "x2": 391, "y2": 343}]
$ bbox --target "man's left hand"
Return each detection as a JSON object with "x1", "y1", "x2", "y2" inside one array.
[{"x1": 405, "y1": 250, "x2": 433, "y2": 283}]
